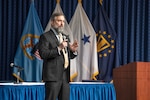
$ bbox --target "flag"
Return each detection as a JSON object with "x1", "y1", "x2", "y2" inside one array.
[
  {"x1": 69, "y1": 3, "x2": 99, "y2": 82},
  {"x1": 92, "y1": 3, "x2": 120, "y2": 82},
  {"x1": 13, "y1": 2, "x2": 43, "y2": 82},
  {"x1": 44, "y1": 3, "x2": 70, "y2": 36},
  {"x1": 44, "y1": 3, "x2": 77, "y2": 81}
]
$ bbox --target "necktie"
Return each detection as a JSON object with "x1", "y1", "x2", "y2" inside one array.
[{"x1": 59, "y1": 33, "x2": 69, "y2": 68}]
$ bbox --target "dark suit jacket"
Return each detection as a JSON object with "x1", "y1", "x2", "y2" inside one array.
[{"x1": 38, "y1": 29, "x2": 77, "y2": 82}]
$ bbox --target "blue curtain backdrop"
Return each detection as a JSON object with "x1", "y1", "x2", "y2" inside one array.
[{"x1": 0, "y1": 0, "x2": 150, "y2": 81}]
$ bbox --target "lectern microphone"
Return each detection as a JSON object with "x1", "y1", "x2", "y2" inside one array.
[{"x1": 10, "y1": 63, "x2": 24, "y2": 70}]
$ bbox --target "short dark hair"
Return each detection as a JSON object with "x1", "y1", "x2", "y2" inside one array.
[{"x1": 50, "y1": 13, "x2": 65, "y2": 21}]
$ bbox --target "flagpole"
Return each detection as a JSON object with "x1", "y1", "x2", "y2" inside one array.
[
  {"x1": 56, "y1": 0, "x2": 60, "y2": 4},
  {"x1": 99, "y1": 0, "x2": 103, "y2": 5},
  {"x1": 78, "y1": 0, "x2": 82, "y2": 3}
]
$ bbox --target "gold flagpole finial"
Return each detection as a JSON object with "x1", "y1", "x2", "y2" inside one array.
[
  {"x1": 99, "y1": 0, "x2": 103, "y2": 5},
  {"x1": 78, "y1": 0, "x2": 82, "y2": 3},
  {"x1": 56, "y1": 0, "x2": 60, "y2": 3}
]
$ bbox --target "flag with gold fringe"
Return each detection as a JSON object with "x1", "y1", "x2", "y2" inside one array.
[
  {"x1": 44, "y1": 2, "x2": 78, "y2": 81},
  {"x1": 13, "y1": 1, "x2": 43, "y2": 82},
  {"x1": 69, "y1": 2, "x2": 99, "y2": 82},
  {"x1": 93, "y1": 2, "x2": 120, "y2": 82}
]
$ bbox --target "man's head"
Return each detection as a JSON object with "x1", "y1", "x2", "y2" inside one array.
[{"x1": 50, "y1": 13, "x2": 65, "y2": 33}]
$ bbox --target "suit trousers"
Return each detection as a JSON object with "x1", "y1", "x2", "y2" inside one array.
[{"x1": 44, "y1": 70, "x2": 70, "y2": 100}]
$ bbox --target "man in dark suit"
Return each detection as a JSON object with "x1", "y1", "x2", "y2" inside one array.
[{"x1": 38, "y1": 13, "x2": 78, "y2": 100}]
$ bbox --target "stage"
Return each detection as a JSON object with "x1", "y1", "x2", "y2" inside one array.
[{"x1": 0, "y1": 82, "x2": 116, "y2": 100}]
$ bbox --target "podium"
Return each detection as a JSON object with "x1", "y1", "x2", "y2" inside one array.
[{"x1": 113, "y1": 62, "x2": 150, "y2": 100}]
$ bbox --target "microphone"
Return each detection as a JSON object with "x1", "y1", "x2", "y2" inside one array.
[
  {"x1": 63, "y1": 35, "x2": 68, "y2": 42},
  {"x1": 62, "y1": 35, "x2": 68, "y2": 53},
  {"x1": 10, "y1": 63, "x2": 24, "y2": 70}
]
